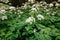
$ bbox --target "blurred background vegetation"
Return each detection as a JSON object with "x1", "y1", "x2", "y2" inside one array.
[{"x1": 0, "y1": 0, "x2": 60, "y2": 7}]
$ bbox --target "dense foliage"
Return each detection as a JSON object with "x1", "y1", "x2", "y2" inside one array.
[{"x1": 0, "y1": 1, "x2": 60, "y2": 40}]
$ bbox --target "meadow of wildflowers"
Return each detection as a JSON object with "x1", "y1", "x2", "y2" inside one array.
[{"x1": 0, "y1": 1, "x2": 60, "y2": 40}]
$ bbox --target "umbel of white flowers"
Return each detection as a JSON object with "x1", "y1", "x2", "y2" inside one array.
[
  {"x1": 55, "y1": 3, "x2": 60, "y2": 7},
  {"x1": 26, "y1": 16, "x2": 35, "y2": 24},
  {"x1": 37, "y1": 14, "x2": 44, "y2": 20},
  {"x1": 28, "y1": 0, "x2": 35, "y2": 3},
  {"x1": 31, "y1": 7, "x2": 37, "y2": 11},
  {"x1": 26, "y1": 14, "x2": 44, "y2": 24},
  {"x1": 49, "y1": 3, "x2": 53, "y2": 7},
  {"x1": 2, "y1": 16, "x2": 7, "y2": 20},
  {"x1": 9, "y1": 6, "x2": 15, "y2": 11},
  {"x1": 0, "y1": 0, "x2": 9, "y2": 3},
  {"x1": 0, "y1": 9, "x2": 6, "y2": 14}
]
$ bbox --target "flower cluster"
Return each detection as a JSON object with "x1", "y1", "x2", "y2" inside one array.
[
  {"x1": 2, "y1": 16, "x2": 7, "y2": 20},
  {"x1": 9, "y1": 6, "x2": 15, "y2": 10},
  {"x1": 28, "y1": 0, "x2": 35, "y2": 3},
  {"x1": 37, "y1": 14, "x2": 44, "y2": 20},
  {"x1": 0, "y1": 9, "x2": 6, "y2": 14},
  {"x1": 31, "y1": 7, "x2": 37, "y2": 11},
  {"x1": 26, "y1": 16, "x2": 35, "y2": 24},
  {"x1": 26, "y1": 14, "x2": 45, "y2": 24}
]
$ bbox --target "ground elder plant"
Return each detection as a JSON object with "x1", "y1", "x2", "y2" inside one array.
[{"x1": 0, "y1": 1, "x2": 60, "y2": 40}]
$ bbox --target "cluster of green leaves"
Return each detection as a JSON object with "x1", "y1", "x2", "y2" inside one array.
[{"x1": 0, "y1": 2, "x2": 60, "y2": 40}]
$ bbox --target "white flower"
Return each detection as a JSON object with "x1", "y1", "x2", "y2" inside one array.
[
  {"x1": 49, "y1": 3, "x2": 53, "y2": 7},
  {"x1": 46, "y1": 9, "x2": 50, "y2": 12},
  {"x1": 47, "y1": 12, "x2": 50, "y2": 15},
  {"x1": 55, "y1": 3, "x2": 60, "y2": 7},
  {"x1": 51, "y1": 12, "x2": 56, "y2": 16},
  {"x1": 0, "y1": 9, "x2": 6, "y2": 14},
  {"x1": 40, "y1": 1, "x2": 43, "y2": 4},
  {"x1": 56, "y1": 7, "x2": 58, "y2": 8},
  {"x1": 40, "y1": 4, "x2": 43, "y2": 6},
  {"x1": 43, "y1": 2, "x2": 47, "y2": 4},
  {"x1": 18, "y1": 15, "x2": 21, "y2": 17},
  {"x1": 2, "y1": 16, "x2": 7, "y2": 20},
  {"x1": 23, "y1": 4, "x2": 28, "y2": 9},
  {"x1": 20, "y1": 11, "x2": 23, "y2": 14},
  {"x1": 31, "y1": 8, "x2": 37, "y2": 11},
  {"x1": 28, "y1": 0, "x2": 35, "y2": 3},
  {"x1": 1, "y1": 0, "x2": 9, "y2": 3},
  {"x1": 26, "y1": 17, "x2": 35, "y2": 24},
  {"x1": 24, "y1": 4, "x2": 27, "y2": 7},
  {"x1": 44, "y1": 6, "x2": 47, "y2": 9},
  {"x1": 9, "y1": 6, "x2": 15, "y2": 10},
  {"x1": 17, "y1": 10, "x2": 23, "y2": 14},
  {"x1": 34, "y1": 29, "x2": 36, "y2": 33},
  {"x1": 32, "y1": 4, "x2": 36, "y2": 7},
  {"x1": 37, "y1": 14, "x2": 44, "y2": 20}
]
